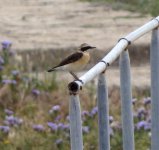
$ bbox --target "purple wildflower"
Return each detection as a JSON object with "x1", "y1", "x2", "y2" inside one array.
[
  {"x1": 82, "y1": 110, "x2": 90, "y2": 121},
  {"x1": 47, "y1": 122, "x2": 58, "y2": 131},
  {"x1": 57, "y1": 123, "x2": 64, "y2": 129},
  {"x1": 4, "y1": 109, "x2": 14, "y2": 116},
  {"x1": 1, "y1": 40, "x2": 12, "y2": 50},
  {"x1": 56, "y1": 123, "x2": 69, "y2": 131},
  {"x1": 52, "y1": 105, "x2": 60, "y2": 111},
  {"x1": 90, "y1": 106, "x2": 98, "y2": 117},
  {"x1": 136, "y1": 120, "x2": 146, "y2": 129},
  {"x1": 82, "y1": 110, "x2": 89, "y2": 116},
  {"x1": 0, "y1": 126, "x2": 10, "y2": 133},
  {"x1": 82, "y1": 126, "x2": 89, "y2": 134},
  {"x1": 49, "y1": 105, "x2": 60, "y2": 114},
  {"x1": 5, "y1": 116, "x2": 16, "y2": 126},
  {"x1": 11, "y1": 70, "x2": 19, "y2": 76},
  {"x1": 137, "y1": 107, "x2": 146, "y2": 120},
  {"x1": 2, "y1": 79, "x2": 12, "y2": 84},
  {"x1": 143, "y1": 97, "x2": 151, "y2": 106},
  {"x1": 62, "y1": 124, "x2": 70, "y2": 131},
  {"x1": 32, "y1": 89, "x2": 40, "y2": 96},
  {"x1": 2, "y1": 79, "x2": 17, "y2": 85},
  {"x1": 32, "y1": 124, "x2": 45, "y2": 132},
  {"x1": 136, "y1": 120, "x2": 151, "y2": 130},
  {"x1": 4, "y1": 116, "x2": 23, "y2": 126},
  {"x1": 55, "y1": 115, "x2": 61, "y2": 121}
]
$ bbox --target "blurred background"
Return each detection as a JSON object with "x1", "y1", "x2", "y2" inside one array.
[{"x1": 0, "y1": 0, "x2": 158, "y2": 149}]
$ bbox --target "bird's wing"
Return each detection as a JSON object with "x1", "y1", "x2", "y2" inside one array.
[
  {"x1": 58, "y1": 52, "x2": 83, "y2": 66},
  {"x1": 48, "y1": 52, "x2": 83, "y2": 72}
]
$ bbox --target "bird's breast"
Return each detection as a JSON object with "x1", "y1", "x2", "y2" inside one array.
[{"x1": 67, "y1": 52, "x2": 90, "y2": 72}]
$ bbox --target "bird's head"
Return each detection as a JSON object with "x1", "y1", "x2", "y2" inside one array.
[{"x1": 79, "y1": 43, "x2": 96, "y2": 52}]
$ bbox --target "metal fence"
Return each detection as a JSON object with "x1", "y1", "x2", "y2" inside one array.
[{"x1": 68, "y1": 16, "x2": 159, "y2": 150}]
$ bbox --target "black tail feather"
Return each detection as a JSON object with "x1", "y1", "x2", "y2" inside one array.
[
  {"x1": 47, "y1": 68, "x2": 55, "y2": 72},
  {"x1": 47, "y1": 65, "x2": 61, "y2": 72}
]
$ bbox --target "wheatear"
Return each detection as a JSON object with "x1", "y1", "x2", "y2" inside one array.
[{"x1": 47, "y1": 43, "x2": 96, "y2": 81}]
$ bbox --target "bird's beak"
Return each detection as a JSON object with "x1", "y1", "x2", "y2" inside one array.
[{"x1": 90, "y1": 46, "x2": 96, "y2": 49}]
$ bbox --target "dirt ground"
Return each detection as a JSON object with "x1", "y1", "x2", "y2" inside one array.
[{"x1": 0, "y1": 0, "x2": 151, "y2": 51}]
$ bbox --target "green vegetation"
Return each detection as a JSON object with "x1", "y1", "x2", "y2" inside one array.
[{"x1": 83, "y1": 0, "x2": 159, "y2": 16}]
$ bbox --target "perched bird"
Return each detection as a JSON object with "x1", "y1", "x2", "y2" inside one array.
[{"x1": 47, "y1": 43, "x2": 96, "y2": 81}]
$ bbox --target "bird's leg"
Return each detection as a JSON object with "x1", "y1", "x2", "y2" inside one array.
[
  {"x1": 69, "y1": 71, "x2": 83, "y2": 84},
  {"x1": 69, "y1": 71, "x2": 79, "y2": 80}
]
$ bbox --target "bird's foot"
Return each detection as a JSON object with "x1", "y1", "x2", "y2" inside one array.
[
  {"x1": 69, "y1": 71, "x2": 83, "y2": 90},
  {"x1": 74, "y1": 79, "x2": 83, "y2": 84}
]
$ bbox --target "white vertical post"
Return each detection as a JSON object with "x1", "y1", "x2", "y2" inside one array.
[
  {"x1": 69, "y1": 94, "x2": 83, "y2": 150},
  {"x1": 150, "y1": 28, "x2": 159, "y2": 150},
  {"x1": 119, "y1": 50, "x2": 135, "y2": 150},
  {"x1": 97, "y1": 73, "x2": 110, "y2": 150}
]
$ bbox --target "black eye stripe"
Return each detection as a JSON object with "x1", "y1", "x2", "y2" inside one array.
[{"x1": 81, "y1": 46, "x2": 92, "y2": 51}]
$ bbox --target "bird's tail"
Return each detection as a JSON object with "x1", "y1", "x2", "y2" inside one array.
[{"x1": 47, "y1": 66, "x2": 58, "y2": 72}]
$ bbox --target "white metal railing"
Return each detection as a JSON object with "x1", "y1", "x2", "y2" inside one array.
[{"x1": 68, "y1": 16, "x2": 159, "y2": 150}]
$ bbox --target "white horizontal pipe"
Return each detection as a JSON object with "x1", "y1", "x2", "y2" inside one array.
[{"x1": 74, "y1": 16, "x2": 159, "y2": 88}]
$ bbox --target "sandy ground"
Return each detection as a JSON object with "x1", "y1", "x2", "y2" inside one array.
[
  {"x1": 0, "y1": 0, "x2": 151, "y2": 51},
  {"x1": 106, "y1": 66, "x2": 150, "y2": 88}
]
